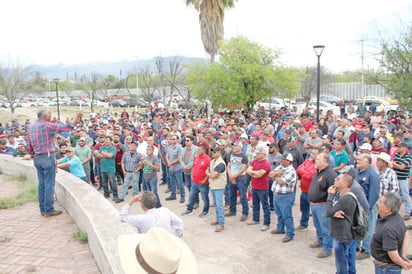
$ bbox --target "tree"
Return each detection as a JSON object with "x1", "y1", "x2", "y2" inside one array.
[
  {"x1": 139, "y1": 66, "x2": 159, "y2": 103},
  {"x1": 369, "y1": 24, "x2": 412, "y2": 109},
  {"x1": 187, "y1": 36, "x2": 301, "y2": 112},
  {"x1": 0, "y1": 60, "x2": 31, "y2": 119},
  {"x1": 300, "y1": 66, "x2": 331, "y2": 106},
  {"x1": 185, "y1": 0, "x2": 236, "y2": 63}
]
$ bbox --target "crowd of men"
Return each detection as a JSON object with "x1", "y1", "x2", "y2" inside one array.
[{"x1": 1, "y1": 103, "x2": 412, "y2": 273}]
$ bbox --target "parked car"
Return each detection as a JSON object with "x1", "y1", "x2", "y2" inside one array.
[
  {"x1": 68, "y1": 100, "x2": 89, "y2": 107},
  {"x1": 111, "y1": 99, "x2": 127, "y2": 107},
  {"x1": 0, "y1": 100, "x2": 9, "y2": 108},
  {"x1": 320, "y1": 95, "x2": 343, "y2": 105},
  {"x1": 95, "y1": 100, "x2": 109, "y2": 108},
  {"x1": 16, "y1": 100, "x2": 36, "y2": 107},
  {"x1": 126, "y1": 97, "x2": 148, "y2": 108},
  {"x1": 254, "y1": 97, "x2": 288, "y2": 111},
  {"x1": 308, "y1": 100, "x2": 340, "y2": 115}
]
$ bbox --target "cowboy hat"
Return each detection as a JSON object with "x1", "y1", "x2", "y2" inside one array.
[
  {"x1": 118, "y1": 227, "x2": 196, "y2": 274},
  {"x1": 376, "y1": 152, "x2": 392, "y2": 168}
]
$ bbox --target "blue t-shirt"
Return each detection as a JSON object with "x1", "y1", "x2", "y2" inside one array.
[{"x1": 60, "y1": 155, "x2": 86, "y2": 179}]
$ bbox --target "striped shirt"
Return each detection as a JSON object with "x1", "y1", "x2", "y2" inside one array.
[
  {"x1": 121, "y1": 151, "x2": 142, "y2": 172},
  {"x1": 271, "y1": 164, "x2": 297, "y2": 194},
  {"x1": 26, "y1": 120, "x2": 73, "y2": 155},
  {"x1": 392, "y1": 152, "x2": 412, "y2": 180},
  {"x1": 379, "y1": 167, "x2": 399, "y2": 197}
]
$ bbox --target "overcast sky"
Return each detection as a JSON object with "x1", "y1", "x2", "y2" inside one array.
[{"x1": 0, "y1": 0, "x2": 410, "y2": 73}]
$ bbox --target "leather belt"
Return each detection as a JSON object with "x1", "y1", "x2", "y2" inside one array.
[
  {"x1": 274, "y1": 192, "x2": 293, "y2": 195},
  {"x1": 311, "y1": 202, "x2": 327, "y2": 205},
  {"x1": 374, "y1": 260, "x2": 396, "y2": 268}
]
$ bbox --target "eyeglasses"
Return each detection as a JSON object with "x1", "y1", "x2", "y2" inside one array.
[{"x1": 185, "y1": 140, "x2": 190, "y2": 142}]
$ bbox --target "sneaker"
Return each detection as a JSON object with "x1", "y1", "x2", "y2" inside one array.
[
  {"x1": 165, "y1": 189, "x2": 171, "y2": 193},
  {"x1": 356, "y1": 252, "x2": 370, "y2": 260},
  {"x1": 112, "y1": 197, "x2": 119, "y2": 201},
  {"x1": 403, "y1": 215, "x2": 410, "y2": 221},
  {"x1": 215, "y1": 226, "x2": 224, "y2": 232},
  {"x1": 309, "y1": 242, "x2": 323, "y2": 248},
  {"x1": 193, "y1": 203, "x2": 199, "y2": 209},
  {"x1": 246, "y1": 220, "x2": 259, "y2": 225},
  {"x1": 225, "y1": 212, "x2": 236, "y2": 217},
  {"x1": 103, "y1": 193, "x2": 110, "y2": 198},
  {"x1": 115, "y1": 198, "x2": 124, "y2": 204},
  {"x1": 406, "y1": 224, "x2": 412, "y2": 230},
  {"x1": 281, "y1": 237, "x2": 293, "y2": 243},
  {"x1": 261, "y1": 225, "x2": 270, "y2": 231},
  {"x1": 199, "y1": 212, "x2": 210, "y2": 218},
  {"x1": 270, "y1": 230, "x2": 285, "y2": 235},
  {"x1": 296, "y1": 225, "x2": 308, "y2": 231},
  {"x1": 317, "y1": 251, "x2": 332, "y2": 258},
  {"x1": 181, "y1": 210, "x2": 193, "y2": 216},
  {"x1": 165, "y1": 196, "x2": 176, "y2": 201},
  {"x1": 240, "y1": 215, "x2": 248, "y2": 222},
  {"x1": 180, "y1": 198, "x2": 185, "y2": 203}
]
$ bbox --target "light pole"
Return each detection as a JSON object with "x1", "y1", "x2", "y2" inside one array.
[
  {"x1": 313, "y1": 45, "x2": 325, "y2": 123},
  {"x1": 53, "y1": 78, "x2": 60, "y2": 120}
]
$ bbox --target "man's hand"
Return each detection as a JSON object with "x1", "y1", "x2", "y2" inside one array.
[
  {"x1": 334, "y1": 210, "x2": 345, "y2": 219},
  {"x1": 328, "y1": 185, "x2": 337, "y2": 194},
  {"x1": 128, "y1": 193, "x2": 143, "y2": 206}
]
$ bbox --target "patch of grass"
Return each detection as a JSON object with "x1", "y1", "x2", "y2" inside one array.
[
  {"x1": 72, "y1": 230, "x2": 88, "y2": 244},
  {"x1": 24, "y1": 265, "x2": 36, "y2": 272},
  {"x1": 0, "y1": 175, "x2": 37, "y2": 209},
  {"x1": 0, "y1": 234, "x2": 12, "y2": 243}
]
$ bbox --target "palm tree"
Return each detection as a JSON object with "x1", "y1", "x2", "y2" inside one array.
[{"x1": 185, "y1": 0, "x2": 236, "y2": 63}]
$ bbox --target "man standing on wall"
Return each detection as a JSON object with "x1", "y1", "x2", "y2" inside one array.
[{"x1": 26, "y1": 108, "x2": 82, "y2": 217}]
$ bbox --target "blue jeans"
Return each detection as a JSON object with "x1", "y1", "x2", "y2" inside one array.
[
  {"x1": 333, "y1": 239, "x2": 356, "y2": 274},
  {"x1": 169, "y1": 169, "x2": 185, "y2": 199},
  {"x1": 374, "y1": 264, "x2": 401, "y2": 274},
  {"x1": 34, "y1": 153, "x2": 57, "y2": 214},
  {"x1": 212, "y1": 189, "x2": 225, "y2": 226},
  {"x1": 161, "y1": 162, "x2": 169, "y2": 186},
  {"x1": 101, "y1": 171, "x2": 118, "y2": 198},
  {"x1": 273, "y1": 192, "x2": 295, "y2": 239},
  {"x1": 187, "y1": 183, "x2": 209, "y2": 212},
  {"x1": 224, "y1": 174, "x2": 230, "y2": 206},
  {"x1": 398, "y1": 179, "x2": 411, "y2": 214},
  {"x1": 184, "y1": 173, "x2": 199, "y2": 204},
  {"x1": 361, "y1": 205, "x2": 378, "y2": 253},
  {"x1": 229, "y1": 176, "x2": 249, "y2": 216},
  {"x1": 300, "y1": 191, "x2": 310, "y2": 228},
  {"x1": 268, "y1": 179, "x2": 274, "y2": 210},
  {"x1": 311, "y1": 203, "x2": 333, "y2": 253},
  {"x1": 143, "y1": 177, "x2": 161, "y2": 208},
  {"x1": 119, "y1": 172, "x2": 139, "y2": 199},
  {"x1": 252, "y1": 189, "x2": 270, "y2": 226}
]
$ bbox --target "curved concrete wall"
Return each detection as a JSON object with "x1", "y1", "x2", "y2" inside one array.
[{"x1": 0, "y1": 155, "x2": 135, "y2": 274}]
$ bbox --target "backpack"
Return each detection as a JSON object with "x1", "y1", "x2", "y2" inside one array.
[{"x1": 342, "y1": 192, "x2": 369, "y2": 241}]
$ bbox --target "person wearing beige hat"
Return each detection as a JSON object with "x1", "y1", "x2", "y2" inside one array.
[
  {"x1": 118, "y1": 227, "x2": 196, "y2": 274},
  {"x1": 376, "y1": 152, "x2": 399, "y2": 198}
]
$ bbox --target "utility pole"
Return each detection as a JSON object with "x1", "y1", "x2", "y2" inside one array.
[{"x1": 361, "y1": 40, "x2": 365, "y2": 98}]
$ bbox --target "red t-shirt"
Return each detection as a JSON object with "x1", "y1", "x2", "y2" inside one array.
[
  {"x1": 94, "y1": 142, "x2": 104, "y2": 164},
  {"x1": 250, "y1": 159, "x2": 271, "y2": 190},
  {"x1": 192, "y1": 155, "x2": 211, "y2": 185}
]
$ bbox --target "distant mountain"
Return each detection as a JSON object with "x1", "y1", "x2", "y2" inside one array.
[{"x1": 29, "y1": 56, "x2": 207, "y2": 80}]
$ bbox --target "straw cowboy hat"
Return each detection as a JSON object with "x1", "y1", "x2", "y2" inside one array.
[
  {"x1": 376, "y1": 152, "x2": 392, "y2": 168},
  {"x1": 118, "y1": 227, "x2": 196, "y2": 274}
]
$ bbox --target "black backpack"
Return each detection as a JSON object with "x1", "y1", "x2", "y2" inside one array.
[{"x1": 342, "y1": 192, "x2": 369, "y2": 241}]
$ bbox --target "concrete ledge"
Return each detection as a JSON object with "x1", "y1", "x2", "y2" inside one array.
[{"x1": 0, "y1": 155, "x2": 135, "y2": 274}]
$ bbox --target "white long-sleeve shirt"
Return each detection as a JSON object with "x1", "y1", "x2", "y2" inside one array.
[{"x1": 120, "y1": 205, "x2": 184, "y2": 237}]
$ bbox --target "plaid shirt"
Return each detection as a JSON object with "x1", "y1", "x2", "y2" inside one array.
[
  {"x1": 271, "y1": 164, "x2": 297, "y2": 194},
  {"x1": 246, "y1": 145, "x2": 258, "y2": 164},
  {"x1": 121, "y1": 151, "x2": 142, "y2": 172},
  {"x1": 26, "y1": 120, "x2": 73, "y2": 155},
  {"x1": 379, "y1": 167, "x2": 399, "y2": 197}
]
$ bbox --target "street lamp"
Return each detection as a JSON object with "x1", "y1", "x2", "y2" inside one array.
[
  {"x1": 313, "y1": 45, "x2": 325, "y2": 123},
  {"x1": 53, "y1": 78, "x2": 60, "y2": 120}
]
